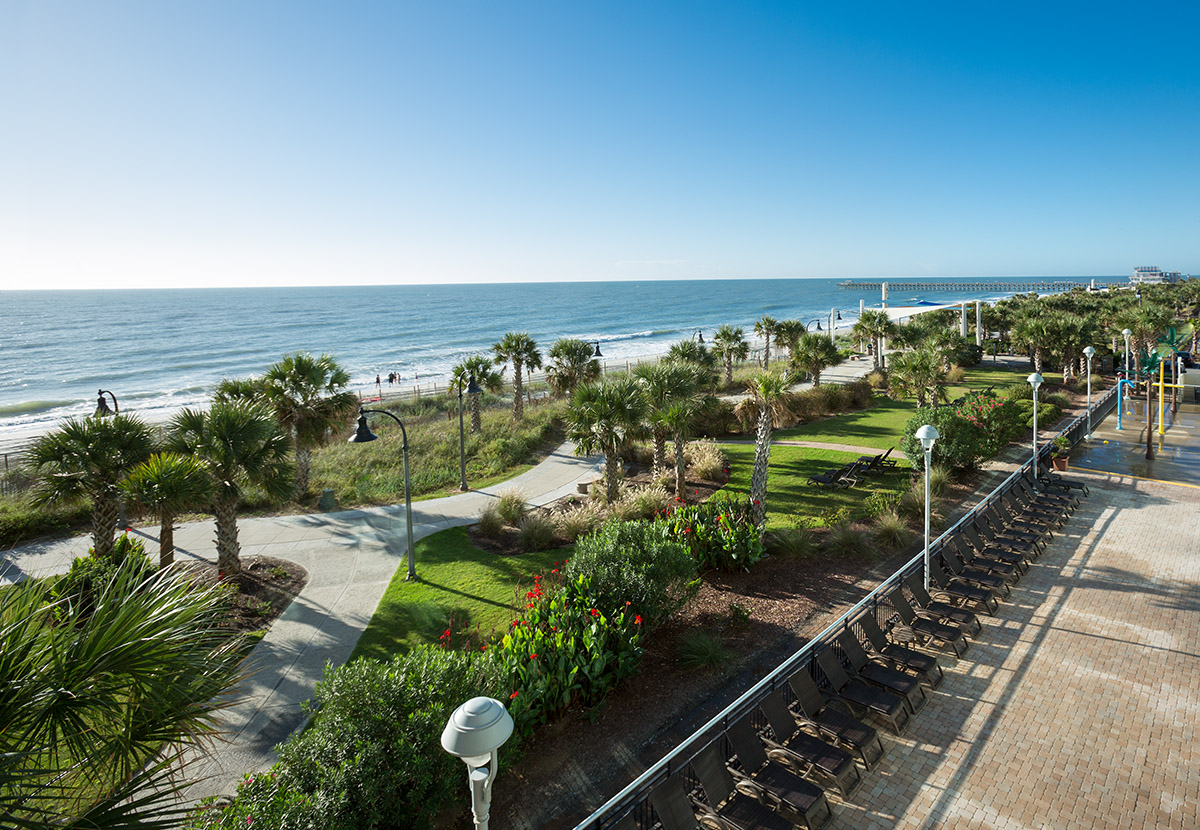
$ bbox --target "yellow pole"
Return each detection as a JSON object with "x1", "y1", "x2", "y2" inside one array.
[{"x1": 1158, "y1": 359, "x2": 1166, "y2": 436}]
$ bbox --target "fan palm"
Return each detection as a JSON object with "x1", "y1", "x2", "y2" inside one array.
[
  {"x1": 711, "y1": 324, "x2": 749, "y2": 387},
  {"x1": 660, "y1": 394, "x2": 716, "y2": 500},
  {"x1": 734, "y1": 371, "x2": 793, "y2": 531},
  {"x1": 636, "y1": 361, "x2": 704, "y2": 478},
  {"x1": 754, "y1": 316, "x2": 778, "y2": 368},
  {"x1": 887, "y1": 347, "x2": 949, "y2": 407},
  {"x1": 492, "y1": 332, "x2": 542, "y2": 421},
  {"x1": 121, "y1": 452, "x2": 213, "y2": 569},
  {"x1": 262, "y1": 353, "x2": 358, "y2": 496},
  {"x1": 852, "y1": 309, "x2": 896, "y2": 371},
  {"x1": 546, "y1": 338, "x2": 601, "y2": 398},
  {"x1": 790, "y1": 333, "x2": 841, "y2": 386},
  {"x1": 27, "y1": 414, "x2": 155, "y2": 560},
  {"x1": 452, "y1": 355, "x2": 504, "y2": 433},
  {"x1": 665, "y1": 339, "x2": 719, "y2": 383},
  {"x1": 166, "y1": 402, "x2": 293, "y2": 576},
  {"x1": 773, "y1": 320, "x2": 806, "y2": 366},
  {"x1": 1012, "y1": 312, "x2": 1053, "y2": 372},
  {"x1": 0, "y1": 557, "x2": 244, "y2": 829},
  {"x1": 566, "y1": 377, "x2": 648, "y2": 502}
]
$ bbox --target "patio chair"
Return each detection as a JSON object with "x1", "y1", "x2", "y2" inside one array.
[
  {"x1": 610, "y1": 813, "x2": 637, "y2": 830},
  {"x1": 889, "y1": 588, "x2": 970, "y2": 656},
  {"x1": 806, "y1": 464, "x2": 851, "y2": 489},
  {"x1": 969, "y1": 515, "x2": 1043, "y2": 559},
  {"x1": 938, "y1": 551, "x2": 1010, "y2": 600},
  {"x1": 1018, "y1": 476, "x2": 1078, "y2": 511},
  {"x1": 961, "y1": 522, "x2": 1032, "y2": 571},
  {"x1": 689, "y1": 742, "x2": 819, "y2": 830},
  {"x1": 814, "y1": 649, "x2": 912, "y2": 735},
  {"x1": 903, "y1": 571, "x2": 981, "y2": 637},
  {"x1": 856, "y1": 612, "x2": 944, "y2": 688},
  {"x1": 1006, "y1": 484, "x2": 1071, "y2": 527},
  {"x1": 984, "y1": 502, "x2": 1054, "y2": 544},
  {"x1": 724, "y1": 717, "x2": 835, "y2": 830},
  {"x1": 928, "y1": 558, "x2": 999, "y2": 614},
  {"x1": 758, "y1": 691, "x2": 864, "y2": 798},
  {"x1": 1038, "y1": 469, "x2": 1090, "y2": 496},
  {"x1": 855, "y1": 450, "x2": 884, "y2": 471},
  {"x1": 950, "y1": 534, "x2": 1023, "y2": 583},
  {"x1": 787, "y1": 670, "x2": 887, "y2": 769},
  {"x1": 649, "y1": 775, "x2": 703, "y2": 830},
  {"x1": 834, "y1": 631, "x2": 928, "y2": 714}
]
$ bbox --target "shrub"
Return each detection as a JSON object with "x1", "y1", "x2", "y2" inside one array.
[
  {"x1": 823, "y1": 524, "x2": 869, "y2": 558},
  {"x1": 957, "y1": 392, "x2": 1024, "y2": 457},
  {"x1": 900, "y1": 406, "x2": 986, "y2": 472},
  {"x1": 787, "y1": 390, "x2": 826, "y2": 423},
  {"x1": 866, "y1": 370, "x2": 888, "y2": 390},
  {"x1": 1014, "y1": 400, "x2": 1061, "y2": 428},
  {"x1": 1043, "y1": 391, "x2": 1071, "y2": 410},
  {"x1": 691, "y1": 399, "x2": 739, "y2": 437},
  {"x1": 686, "y1": 439, "x2": 728, "y2": 481},
  {"x1": 626, "y1": 442, "x2": 655, "y2": 467},
  {"x1": 813, "y1": 384, "x2": 849, "y2": 413},
  {"x1": 863, "y1": 490, "x2": 904, "y2": 519},
  {"x1": 516, "y1": 513, "x2": 556, "y2": 551},
  {"x1": 477, "y1": 504, "x2": 505, "y2": 538},
  {"x1": 1003, "y1": 381, "x2": 1034, "y2": 401},
  {"x1": 819, "y1": 505, "x2": 853, "y2": 528},
  {"x1": 873, "y1": 511, "x2": 913, "y2": 551},
  {"x1": 844, "y1": 378, "x2": 875, "y2": 408},
  {"x1": 946, "y1": 366, "x2": 966, "y2": 383},
  {"x1": 764, "y1": 527, "x2": 817, "y2": 558},
  {"x1": 567, "y1": 518, "x2": 697, "y2": 627},
  {"x1": 554, "y1": 503, "x2": 605, "y2": 542},
  {"x1": 496, "y1": 487, "x2": 528, "y2": 524},
  {"x1": 678, "y1": 630, "x2": 731, "y2": 671},
  {"x1": 611, "y1": 484, "x2": 671, "y2": 521},
  {"x1": 53, "y1": 533, "x2": 152, "y2": 620},
  {"x1": 660, "y1": 492, "x2": 764, "y2": 571},
  {"x1": 928, "y1": 464, "x2": 954, "y2": 497},
  {"x1": 897, "y1": 487, "x2": 945, "y2": 529}
]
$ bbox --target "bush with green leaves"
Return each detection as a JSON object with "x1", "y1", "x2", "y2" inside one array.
[
  {"x1": 900, "y1": 406, "x2": 987, "y2": 472},
  {"x1": 660, "y1": 492, "x2": 764, "y2": 571},
  {"x1": 1013, "y1": 399, "x2": 1061, "y2": 429},
  {"x1": 477, "y1": 503, "x2": 504, "y2": 538},
  {"x1": 690, "y1": 399, "x2": 739, "y2": 437},
  {"x1": 567, "y1": 518, "x2": 697, "y2": 626},
  {"x1": 52, "y1": 532, "x2": 152, "y2": 619},
  {"x1": 823, "y1": 524, "x2": 869, "y2": 558},
  {"x1": 956, "y1": 391, "x2": 1024, "y2": 457},
  {"x1": 873, "y1": 511, "x2": 913, "y2": 551},
  {"x1": 862, "y1": 489, "x2": 904, "y2": 519}
]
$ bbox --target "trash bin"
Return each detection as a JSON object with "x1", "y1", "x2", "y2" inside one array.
[{"x1": 318, "y1": 489, "x2": 338, "y2": 511}]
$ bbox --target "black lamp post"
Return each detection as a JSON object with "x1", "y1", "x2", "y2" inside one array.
[
  {"x1": 96, "y1": 389, "x2": 118, "y2": 416},
  {"x1": 349, "y1": 407, "x2": 417, "y2": 581},
  {"x1": 458, "y1": 374, "x2": 481, "y2": 491},
  {"x1": 591, "y1": 341, "x2": 603, "y2": 357},
  {"x1": 805, "y1": 318, "x2": 823, "y2": 332},
  {"x1": 693, "y1": 329, "x2": 704, "y2": 344}
]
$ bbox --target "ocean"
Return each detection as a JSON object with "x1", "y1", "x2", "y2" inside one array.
[{"x1": 0, "y1": 277, "x2": 1113, "y2": 451}]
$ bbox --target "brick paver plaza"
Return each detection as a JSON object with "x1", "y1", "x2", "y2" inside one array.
[{"x1": 832, "y1": 471, "x2": 1200, "y2": 829}]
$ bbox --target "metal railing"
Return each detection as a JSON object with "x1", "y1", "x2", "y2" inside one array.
[{"x1": 573, "y1": 384, "x2": 1116, "y2": 830}]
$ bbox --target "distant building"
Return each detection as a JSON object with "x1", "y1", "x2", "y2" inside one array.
[{"x1": 1131, "y1": 266, "x2": 1183, "y2": 285}]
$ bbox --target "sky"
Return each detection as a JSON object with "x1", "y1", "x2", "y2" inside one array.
[{"x1": 2, "y1": 1, "x2": 1198, "y2": 290}]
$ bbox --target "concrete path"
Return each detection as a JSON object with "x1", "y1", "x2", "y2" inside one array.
[
  {"x1": 722, "y1": 437, "x2": 909, "y2": 459},
  {"x1": 1, "y1": 440, "x2": 603, "y2": 800}
]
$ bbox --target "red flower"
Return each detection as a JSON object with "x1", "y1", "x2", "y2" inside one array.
[
  {"x1": 590, "y1": 608, "x2": 600, "y2": 617},
  {"x1": 551, "y1": 569, "x2": 559, "y2": 574},
  {"x1": 481, "y1": 645, "x2": 488, "y2": 651},
  {"x1": 635, "y1": 614, "x2": 643, "y2": 625},
  {"x1": 625, "y1": 600, "x2": 631, "y2": 606},
  {"x1": 510, "y1": 691, "x2": 519, "y2": 700},
  {"x1": 530, "y1": 653, "x2": 538, "y2": 660}
]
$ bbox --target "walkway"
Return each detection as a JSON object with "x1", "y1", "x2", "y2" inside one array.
[
  {"x1": 0, "y1": 441, "x2": 603, "y2": 801},
  {"x1": 833, "y1": 470, "x2": 1200, "y2": 829}
]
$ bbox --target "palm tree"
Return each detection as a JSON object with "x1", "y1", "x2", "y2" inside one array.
[
  {"x1": 566, "y1": 377, "x2": 648, "y2": 502},
  {"x1": 773, "y1": 319, "x2": 806, "y2": 366},
  {"x1": 665, "y1": 339, "x2": 719, "y2": 381},
  {"x1": 754, "y1": 316, "x2": 778, "y2": 368},
  {"x1": 660, "y1": 394, "x2": 715, "y2": 500},
  {"x1": 166, "y1": 402, "x2": 293, "y2": 577},
  {"x1": 262, "y1": 353, "x2": 358, "y2": 496},
  {"x1": 735, "y1": 371, "x2": 793, "y2": 532},
  {"x1": 492, "y1": 332, "x2": 542, "y2": 421},
  {"x1": 546, "y1": 338, "x2": 601, "y2": 398},
  {"x1": 452, "y1": 355, "x2": 504, "y2": 433},
  {"x1": 0, "y1": 557, "x2": 244, "y2": 829},
  {"x1": 790, "y1": 333, "x2": 841, "y2": 387},
  {"x1": 27, "y1": 414, "x2": 155, "y2": 560},
  {"x1": 887, "y1": 347, "x2": 949, "y2": 407},
  {"x1": 852, "y1": 310, "x2": 896, "y2": 371},
  {"x1": 1012, "y1": 312, "x2": 1053, "y2": 372},
  {"x1": 711, "y1": 324, "x2": 749, "y2": 387},
  {"x1": 121, "y1": 452, "x2": 214, "y2": 569},
  {"x1": 636, "y1": 361, "x2": 703, "y2": 478}
]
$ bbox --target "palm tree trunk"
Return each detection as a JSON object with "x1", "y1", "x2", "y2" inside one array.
[
  {"x1": 93, "y1": 493, "x2": 119, "y2": 559},
  {"x1": 159, "y1": 512, "x2": 175, "y2": 569},
  {"x1": 812, "y1": 369, "x2": 822, "y2": 387},
  {"x1": 294, "y1": 446, "x2": 312, "y2": 495},
  {"x1": 652, "y1": 428, "x2": 668, "y2": 478},
  {"x1": 763, "y1": 337, "x2": 771, "y2": 369},
  {"x1": 724, "y1": 356, "x2": 734, "y2": 387},
  {"x1": 213, "y1": 496, "x2": 242, "y2": 576},
  {"x1": 471, "y1": 392, "x2": 482, "y2": 433},
  {"x1": 872, "y1": 338, "x2": 881, "y2": 372},
  {"x1": 673, "y1": 434, "x2": 686, "y2": 500},
  {"x1": 512, "y1": 361, "x2": 525, "y2": 421},
  {"x1": 604, "y1": 451, "x2": 620, "y2": 502},
  {"x1": 749, "y1": 406, "x2": 772, "y2": 531}
]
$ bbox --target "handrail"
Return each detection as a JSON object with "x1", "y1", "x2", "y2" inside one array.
[{"x1": 573, "y1": 382, "x2": 1118, "y2": 830}]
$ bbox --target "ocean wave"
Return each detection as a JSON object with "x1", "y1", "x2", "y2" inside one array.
[{"x1": 0, "y1": 399, "x2": 80, "y2": 417}]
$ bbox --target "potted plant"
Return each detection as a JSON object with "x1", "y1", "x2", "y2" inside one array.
[{"x1": 1050, "y1": 435, "x2": 1071, "y2": 471}]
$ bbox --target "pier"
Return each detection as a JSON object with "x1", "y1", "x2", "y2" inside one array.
[{"x1": 837, "y1": 279, "x2": 1123, "y2": 293}]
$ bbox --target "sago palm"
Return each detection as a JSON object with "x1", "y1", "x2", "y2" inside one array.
[
  {"x1": 166, "y1": 402, "x2": 293, "y2": 576},
  {"x1": 452, "y1": 355, "x2": 504, "y2": 433},
  {"x1": 790, "y1": 333, "x2": 841, "y2": 386},
  {"x1": 121, "y1": 452, "x2": 214, "y2": 569},
  {"x1": 735, "y1": 371, "x2": 793, "y2": 532},
  {"x1": 262, "y1": 352, "x2": 358, "y2": 496},
  {"x1": 546, "y1": 338, "x2": 601, "y2": 398},
  {"x1": 27, "y1": 414, "x2": 155, "y2": 560},
  {"x1": 566, "y1": 377, "x2": 648, "y2": 502},
  {"x1": 887, "y1": 347, "x2": 949, "y2": 407},
  {"x1": 711, "y1": 324, "x2": 749, "y2": 387},
  {"x1": 492, "y1": 332, "x2": 542, "y2": 421}
]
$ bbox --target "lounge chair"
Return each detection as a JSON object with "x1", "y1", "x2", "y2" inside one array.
[
  {"x1": 938, "y1": 551, "x2": 1010, "y2": 600},
  {"x1": 961, "y1": 524, "x2": 1031, "y2": 572},
  {"x1": 807, "y1": 463, "x2": 860, "y2": 490},
  {"x1": 834, "y1": 631, "x2": 928, "y2": 714},
  {"x1": 1018, "y1": 476, "x2": 1078, "y2": 511},
  {"x1": 970, "y1": 514, "x2": 1044, "y2": 558},
  {"x1": 856, "y1": 612, "x2": 944, "y2": 688},
  {"x1": 1038, "y1": 469, "x2": 1090, "y2": 496},
  {"x1": 787, "y1": 670, "x2": 886, "y2": 769},
  {"x1": 648, "y1": 775, "x2": 705, "y2": 830},
  {"x1": 951, "y1": 534, "x2": 1023, "y2": 583},
  {"x1": 984, "y1": 502, "x2": 1053, "y2": 546},
  {"x1": 758, "y1": 691, "x2": 863, "y2": 798},
  {"x1": 889, "y1": 588, "x2": 970, "y2": 656},
  {"x1": 814, "y1": 649, "x2": 912, "y2": 735},
  {"x1": 1007, "y1": 484, "x2": 1071, "y2": 527},
  {"x1": 903, "y1": 571, "x2": 981, "y2": 637},
  {"x1": 929, "y1": 557, "x2": 1000, "y2": 614},
  {"x1": 724, "y1": 716, "x2": 835, "y2": 830},
  {"x1": 689, "y1": 742, "x2": 818, "y2": 830}
]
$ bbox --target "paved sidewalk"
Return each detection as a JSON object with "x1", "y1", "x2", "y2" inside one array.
[
  {"x1": 1, "y1": 440, "x2": 603, "y2": 800},
  {"x1": 834, "y1": 471, "x2": 1200, "y2": 829}
]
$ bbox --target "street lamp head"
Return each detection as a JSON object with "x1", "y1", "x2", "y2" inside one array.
[
  {"x1": 1027, "y1": 372, "x2": 1044, "y2": 391},
  {"x1": 1121, "y1": 328, "x2": 1132, "y2": 338},
  {"x1": 441, "y1": 697, "x2": 514, "y2": 768},
  {"x1": 1083, "y1": 346, "x2": 1096, "y2": 358},
  {"x1": 95, "y1": 391, "x2": 112, "y2": 416},
  {"x1": 466, "y1": 374, "x2": 482, "y2": 395},
  {"x1": 915, "y1": 424, "x2": 939, "y2": 452},
  {"x1": 592, "y1": 340, "x2": 603, "y2": 358},
  {"x1": 348, "y1": 411, "x2": 378, "y2": 443}
]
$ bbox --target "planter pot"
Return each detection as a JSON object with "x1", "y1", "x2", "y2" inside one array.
[{"x1": 1051, "y1": 457, "x2": 1069, "y2": 471}]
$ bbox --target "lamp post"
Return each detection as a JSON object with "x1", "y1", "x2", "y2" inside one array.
[
  {"x1": 441, "y1": 697, "x2": 514, "y2": 830},
  {"x1": 1083, "y1": 346, "x2": 1096, "y2": 439},
  {"x1": 458, "y1": 375, "x2": 482, "y2": 491},
  {"x1": 915, "y1": 424, "x2": 939, "y2": 592},
  {"x1": 1028, "y1": 372, "x2": 1044, "y2": 481},
  {"x1": 591, "y1": 340, "x2": 603, "y2": 357},
  {"x1": 805, "y1": 318, "x2": 823, "y2": 332},
  {"x1": 829, "y1": 309, "x2": 841, "y2": 335},
  {"x1": 349, "y1": 407, "x2": 417, "y2": 580},
  {"x1": 1121, "y1": 328, "x2": 1132, "y2": 378},
  {"x1": 95, "y1": 389, "x2": 118, "y2": 416},
  {"x1": 692, "y1": 329, "x2": 704, "y2": 344}
]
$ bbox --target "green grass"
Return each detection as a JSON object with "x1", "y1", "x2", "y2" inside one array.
[
  {"x1": 351, "y1": 526, "x2": 569, "y2": 662},
  {"x1": 722, "y1": 444, "x2": 912, "y2": 531}
]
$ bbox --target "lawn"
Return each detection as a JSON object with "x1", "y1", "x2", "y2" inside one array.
[
  {"x1": 351, "y1": 526, "x2": 568, "y2": 662},
  {"x1": 722, "y1": 444, "x2": 912, "y2": 531}
]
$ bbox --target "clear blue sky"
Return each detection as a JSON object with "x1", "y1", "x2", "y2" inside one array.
[{"x1": 3, "y1": 1, "x2": 1197, "y2": 289}]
